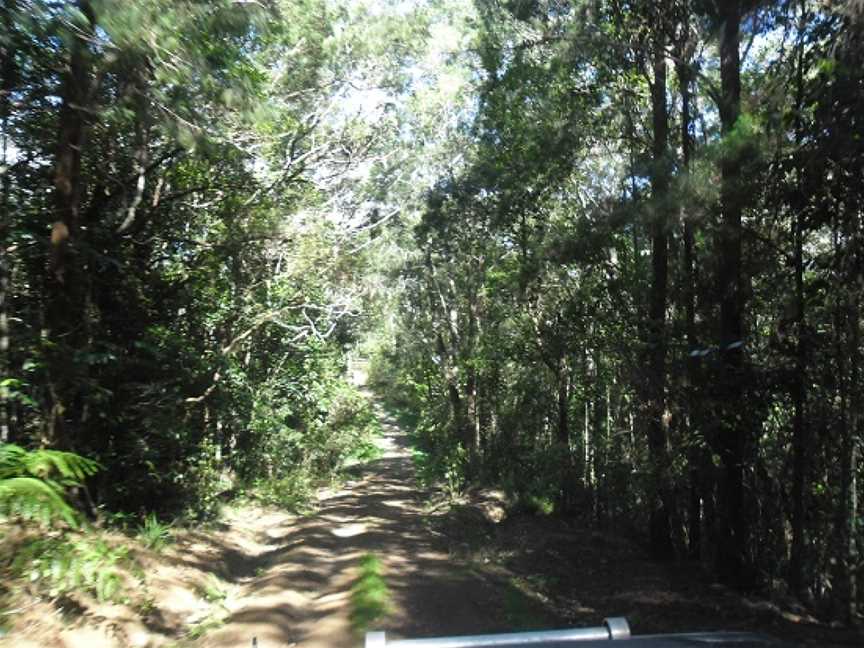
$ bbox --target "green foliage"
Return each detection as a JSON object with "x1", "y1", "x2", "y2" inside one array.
[
  {"x1": 2, "y1": 0, "x2": 413, "y2": 525},
  {"x1": 195, "y1": 575, "x2": 228, "y2": 604},
  {"x1": 3, "y1": 0, "x2": 862, "y2": 623},
  {"x1": 312, "y1": 382, "x2": 385, "y2": 473},
  {"x1": 182, "y1": 437, "x2": 226, "y2": 521},
  {"x1": 499, "y1": 446, "x2": 565, "y2": 516},
  {"x1": 251, "y1": 470, "x2": 315, "y2": 512},
  {"x1": 185, "y1": 616, "x2": 226, "y2": 641},
  {"x1": 137, "y1": 513, "x2": 174, "y2": 552},
  {"x1": 12, "y1": 536, "x2": 130, "y2": 602},
  {"x1": 345, "y1": 438, "x2": 384, "y2": 465},
  {"x1": 403, "y1": 401, "x2": 469, "y2": 499},
  {"x1": 0, "y1": 378, "x2": 37, "y2": 408},
  {"x1": 502, "y1": 577, "x2": 554, "y2": 629},
  {"x1": 0, "y1": 445, "x2": 101, "y2": 527},
  {"x1": 378, "y1": 0, "x2": 864, "y2": 618},
  {"x1": 349, "y1": 554, "x2": 391, "y2": 633},
  {"x1": 243, "y1": 378, "x2": 383, "y2": 509},
  {"x1": 510, "y1": 494, "x2": 556, "y2": 517}
]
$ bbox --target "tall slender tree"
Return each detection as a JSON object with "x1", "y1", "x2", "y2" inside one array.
[
  {"x1": 44, "y1": 0, "x2": 95, "y2": 448},
  {"x1": 646, "y1": 1, "x2": 674, "y2": 560},
  {"x1": 713, "y1": 0, "x2": 752, "y2": 586}
]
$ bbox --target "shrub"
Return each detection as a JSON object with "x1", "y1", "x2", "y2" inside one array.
[{"x1": 251, "y1": 470, "x2": 314, "y2": 512}]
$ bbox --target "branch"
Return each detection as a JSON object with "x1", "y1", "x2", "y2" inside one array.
[
  {"x1": 185, "y1": 371, "x2": 221, "y2": 403},
  {"x1": 220, "y1": 301, "x2": 358, "y2": 355}
]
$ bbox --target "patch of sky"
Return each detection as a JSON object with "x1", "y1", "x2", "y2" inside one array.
[
  {"x1": 743, "y1": 19, "x2": 789, "y2": 74},
  {"x1": 1, "y1": 130, "x2": 19, "y2": 167},
  {"x1": 339, "y1": 85, "x2": 395, "y2": 120}
]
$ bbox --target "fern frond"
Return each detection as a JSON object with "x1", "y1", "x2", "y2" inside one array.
[
  {"x1": 0, "y1": 476, "x2": 78, "y2": 527},
  {"x1": 0, "y1": 444, "x2": 28, "y2": 479},
  {"x1": 27, "y1": 449, "x2": 101, "y2": 482},
  {"x1": 0, "y1": 444, "x2": 101, "y2": 527},
  {"x1": 0, "y1": 444, "x2": 101, "y2": 483}
]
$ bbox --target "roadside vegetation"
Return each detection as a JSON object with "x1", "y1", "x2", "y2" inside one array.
[{"x1": 1, "y1": 0, "x2": 863, "y2": 643}]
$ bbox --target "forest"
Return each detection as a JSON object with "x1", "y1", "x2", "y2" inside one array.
[{"x1": 0, "y1": 0, "x2": 863, "y2": 645}]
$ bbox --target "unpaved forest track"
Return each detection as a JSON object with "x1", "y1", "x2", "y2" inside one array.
[
  {"x1": 200, "y1": 404, "x2": 520, "y2": 648},
  {"x1": 196, "y1": 398, "x2": 863, "y2": 648},
  {"x1": 6, "y1": 398, "x2": 861, "y2": 648}
]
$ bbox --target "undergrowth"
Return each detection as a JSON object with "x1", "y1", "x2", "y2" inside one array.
[
  {"x1": 10, "y1": 534, "x2": 133, "y2": 603},
  {"x1": 249, "y1": 469, "x2": 315, "y2": 512},
  {"x1": 0, "y1": 382, "x2": 386, "y2": 638},
  {"x1": 380, "y1": 397, "x2": 467, "y2": 500},
  {"x1": 0, "y1": 444, "x2": 100, "y2": 527},
  {"x1": 137, "y1": 512, "x2": 174, "y2": 552},
  {"x1": 0, "y1": 443, "x2": 138, "y2": 605},
  {"x1": 245, "y1": 381, "x2": 383, "y2": 511}
]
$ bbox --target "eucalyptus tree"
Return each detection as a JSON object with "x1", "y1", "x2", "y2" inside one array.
[{"x1": 390, "y1": 0, "x2": 863, "y2": 616}]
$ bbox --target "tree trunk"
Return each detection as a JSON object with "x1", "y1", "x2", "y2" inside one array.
[
  {"x1": 789, "y1": 0, "x2": 809, "y2": 595},
  {"x1": 0, "y1": 0, "x2": 16, "y2": 444},
  {"x1": 557, "y1": 355, "x2": 570, "y2": 448},
  {"x1": 592, "y1": 348, "x2": 607, "y2": 525},
  {"x1": 646, "y1": 20, "x2": 674, "y2": 560},
  {"x1": 466, "y1": 364, "x2": 479, "y2": 451},
  {"x1": 556, "y1": 353, "x2": 574, "y2": 513},
  {"x1": 44, "y1": 1, "x2": 94, "y2": 449},
  {"x1": 425, "y1": 253, "x2": 470, "y2": 457},
  {"x1": 714, "y1": 0, "x2": 751, "y2": 586},
  {"x1": 465, "y1": 280, "x2": 481, "y2": 462},
  {"x1": 835, "y1": 293, "x2": 860, "y2": 622},
  {"x1": 677, "y1": 42, "x2": 703, "y2": 560},
  {"x1": 583, "y1": 349, "x2": 593, "y2": 492}
]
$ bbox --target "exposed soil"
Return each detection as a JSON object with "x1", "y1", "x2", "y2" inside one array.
[
  {"x1": 193, "y1": 407, "x2": 533, "y2": 648},
  {"x1": 1, "y1": 404, "x2": 550, "y2": 648},
  {"x1": 457, "y1": 511, "x2": 864, "y2": 648},
  {"x1": 2, "y1": 400, "x2": 862, "y2": 648}
]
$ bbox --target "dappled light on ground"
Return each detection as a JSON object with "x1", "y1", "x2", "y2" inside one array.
[
  {"x1": 197, "y1": 404, "x2": 525, "y2": 648},
  {"x1": 6, "y1": 400, "x2": 861, "y2": 648},
  {"x1": 331, "y1": 523, "x2": 369, "y2": 538}
]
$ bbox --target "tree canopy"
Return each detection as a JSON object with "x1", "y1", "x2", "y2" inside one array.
[{"x1": 1, "y1": 0, "x2": 863, "y2": 624}]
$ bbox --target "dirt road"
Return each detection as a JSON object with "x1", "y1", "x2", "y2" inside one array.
[
  {"x1": 199, "y1": 405, "x2": 523, "y2": 648},
  {"x1": 7, "y1": 399, "x2": 862, "y2": 648}
]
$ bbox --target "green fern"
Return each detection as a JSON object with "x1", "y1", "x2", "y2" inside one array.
[
  {"x1": 13, "y1": 536, "x2": 129, "y2": 602},
  {"x1": 0, "y1": 444, "x2": 101, "y2": 527},
  {"x1": 0, "y1": 444, "x2": 101, "y2": 482},
  {"x1": 137, "y1": 513, "x2": 173, "y2": 551}
]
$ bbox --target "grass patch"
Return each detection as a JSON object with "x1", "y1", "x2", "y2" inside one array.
[
  {"x1": 137, "y1": 512, "x2": 174, "y2": 552},
  {"x1": 349, "y1": 553, "x2": 391, "y2": 633},
  {"x1": 410, "y1": 447, "x2": 434, "y2": 486},
  {"x1": 248, "y1": 471, "x2": 315, "y2": 513},
  {"x1": 344, "y1": 438, "x2": 384, "y2": 466},
  {"x1": 375, "y1": 398, "x2": 467, "y2": 499},
  {"x1": 183, "y1": 575, "x2": 231, "y2": 642},
  {"x1": 510, "y1": 494, "x2": 555, "y2": 517},
  {"x1": 376, "y1": 398, "x2": 420, "y2": 434},
  {"x1": 502, "y1": 576, "x2": 556, "y2": 629},
  {"x1": 185, "y1": 615, "x2": 225, "y2": 640},
  {"x1": 195, "y1": 574, "x2": 228, "y2": 604}
]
